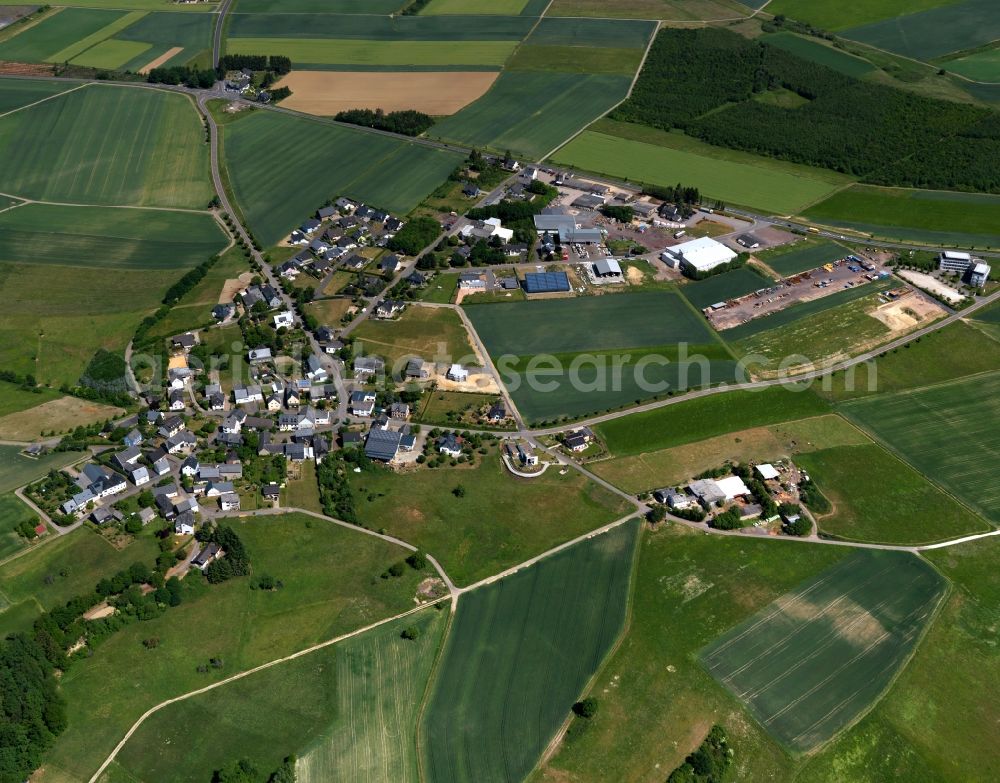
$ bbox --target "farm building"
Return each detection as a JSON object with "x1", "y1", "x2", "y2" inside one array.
[
  {"x1": 736, "y1": 234, "x2": 762, "y2": 249},
  {"x1": 662, "y1": 237, "x2": 736, "y2": 274},
  {"x1": 755, "y1": 463, "x2": 780, "y2": 481},
  {"x1": 524, "y1": 271, "x2": 571, "y2": 294},
  {"x1": 572, "y1": 193, "x2": 607, "y2": 209},
  {"x1": 593, "y1": 258, "x2": 622, "y2": 278},
  {"x1": 533, "y1": 213, "x2": 603, "y2": 244},
  {"x1": 459, "y1": 272, "x2": 487, "y2": 290}
]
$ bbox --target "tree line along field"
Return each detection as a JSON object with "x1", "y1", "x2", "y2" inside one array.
[
  {"x1": 222, "y1": 109, "x2": 463, "y2": 246},
  {"x1": 552, "y1": 126, "x2": 849, "y2": 216},
  {"x1": 28, "y1": 514, "x2": 428, "y2": 783},
  {"x1": 428, "y1": 71, "x2": 633, "y2": 160},
  {"x1": 349, "y1": 448, "x2": 631, "y2": 586},
  {"x1": 610, "y1": 26, "x2": 1000, "y2": 194},
  {"x1": 701, "y1": 549, "x2": 947, "y2": 754},
  {"x1": 0, "y1": 84, "x2": 212, "y2": 208},
  {"x1": 840, "y1": 0, "x2": 1000, "y2": 63},
  {"x1": 802, "y1": 185, "x2": 1000, "y2": 247},
  {"x1": 420, "y1": 520, "x2": 639, "y2": 783},
  {"x1": 841, "y1": 370, "x2": 1000, "y2": 526},
  {"x1": 466, "y1": 291, "x2": 739, "y2": 422},
  {"x1": 102, "y1": 608, "x2": 448, "y2": 783}
]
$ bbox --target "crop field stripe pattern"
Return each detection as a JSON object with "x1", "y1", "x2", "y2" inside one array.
[
  {"x1": 840, "y1": 370, "x2": 1000, "y2": 525},
  {"x1": 701, "y1": 550, "x2": 946, "y2": 752},
  {"x1": 420, "y1": 521, "x2": 639, "y2": 783}
]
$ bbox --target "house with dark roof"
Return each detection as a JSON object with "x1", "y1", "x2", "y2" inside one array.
[{"x1": 365, "y1": 428, "x2": 402, "y2": 462}]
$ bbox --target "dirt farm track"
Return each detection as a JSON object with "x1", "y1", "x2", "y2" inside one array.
[{"x1": 273, "y1": 70, "x2": 499, "y2": 116}]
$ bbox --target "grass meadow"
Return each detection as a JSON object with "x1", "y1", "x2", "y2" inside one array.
[
  {"x1": 679, "y1": 267, "x2": 773, "y2": 309},
  {"x1": 420, "y1": 520, "x2": 639, "y2": 783},
  {"x1": 104, "y1": 608, "x2": 448, "y2": 783},
  {"x1": 0, "y1": 379, "x2": 61, "y2": 417},
  {"x1": 756, "y1": 239, "x2": 849, "y2": 277},
  {"x1": 701, "y1": 550, "x2": 946, "y2": 753},
  {"x1": 39, "y1": 513, "x2": 426, "y2": 783},
  {"x1": 796, "y1": 443, "x2": 991, "y2": 544},
  {"x1": 223, "y1": 110, "x2": 462, "y2": 245},
  {"x1": 803, "y1": 185, "x2": 1000, "y2": 248},
  {"x1": 350, "y1": 449, "x2": 631, "y2": 586},
  {"x1": 553, "y1": 125, "x2": 848, "y2": 215},
  {"x1": 595, "y1": 385, "x2": 831, "y2": 457},
  {"x1": 591, "y1": 413, "x2": 868, "y2": 494},
  {"x1": 764, "y1": 31, "x2": 875, "y2": 77},
  {"x1": 818, "y1": 320, "x2": 1000, "y2": 402},
  {"x1": 428, "y1": 71, "x2": 633, "y2": 159},
  {"x1": 537, "y1": 524, "x2": 849, "y2": 781},
  {"x1": 0, "y1": 84, "x2": 212, "y2": 208},
  {"x1": 0, "y1": 445, "x2": 81, "y2": 495},
  {"x1": 352, "y1": 306, "x2": 477, "y2": 368},
  {"x1": 841, "y1": 370, "x2": 1000, "y2": 525},
  {"x1": 945, "y1": 46, "x2": 1000, "y2": 82},
  {"x1": 0, "y1": 493, "x2": 38, "y2": 561}
]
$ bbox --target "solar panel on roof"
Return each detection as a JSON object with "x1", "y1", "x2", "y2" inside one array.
[{"x1": 523, "y1": 272, "x2": 570, "y2": 293}]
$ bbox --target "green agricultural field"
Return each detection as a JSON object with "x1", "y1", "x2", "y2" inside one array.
[
  {"x1": 223, "y1": 110, "x2": 462, "y2": 246},
  {"x1": 421, "y1": 520, "x2": 639, "y2": 783},
  {"x1": 0, "y1": 84, "x2": 212, "y2": 208},
  {"x1": 679, "y1": 267, "x2": 773, "y2": 309},
  {"x1": 226, "y1": 37, "x2": 517, "y2": 66},
  {"x1": 841, "y1": 0, "x2": 1000, "y2": 60},
  {"x1": 804, "y1": 185, "x2": 1000, "y2": 247},
  {"x1": 553, "y1": 129, "x2": 847, "y2": 215},
  {"x1": 47, "y1": 9, "x2": 146, "y2": 63},
  {"x1": 0, "y1": 444, "x2": 80, "y2": 495},
  {"x1": 234, "y1": 0, "x2": 403, "y2": 11},
  {"x1": 765, "y1": 0, "x2": 958, "y2": 31},
  {"x1": 0, "y1": 525, "x2": 161, "y2": 637},
  {"x1": 227, "y1": 12, "x2": 534, "y2": 40},
  {"x1": 525, "y1": 17, "x2": 656, "y2": 49},
  {"x1": 428, "y1": 71, "x2": 633, "y2": 159},
  {"x1": 506, "y1": 45, "x2": 643, "y2": 74},
  {"x1": 591, "y1": 413, "x2": 869, "y2": 494},
  {"x1": 422, "y1": 0, "x2": 530, "y2": 13},
  {"x1": 0, "y1": 493, "x2": 38, "y2": 561},
  {"x1": 466, "y1": 291, "x2": 738, "y2": 421},
  {"x1": 755, "y1": 239, "x2": 850, "y2": 277},
  {"x1": 546, "y1": 0, "x2": 750, "y2": 20},
  {"x1": 0, "y1": 77, "x2": 79, "y2": 114},
  {"x1": 701, "y1": 549, "x2": 946, "y2": 753},
  {"x1": 112, "y1": 10, "x2": 215, "y2": 70},
  {"x1": 17, "y1": 0, "x2": 214, "y2": 8},
  {"x1": 721, "y1": 278, "x2": 893, "y2": 344},
  {"x1": 104, "y1": 609, "x2": 448, "y2": 783},
  {"x1": 799, "y1": 537, "x2": 1000, "y2": 782},
  {"x1": 819, "y1": 320, "x2": 1000, "y2": 402},
  {"x1": 0, "y1": 7, "x2": 126, "y2": 63},
  {"x1": 352, "y1": 305, "x2": 477, "y2": 369},
  {"x1": 945, "y1": 46, "x2": 1000, "y2": 82},
  {"x1": 596, "y1": 385, "x2": 830, "y2": 456},
  {"x1": 70, "y1": 38, "x2": 150, "y2": 68},
  {"x1": 0, "y1": 379, "x2": 61, "y2": 418},
  {"x1": 730, "y1": 288, "x2": 905, "y2": 377},
  {"x1": 538, "y1": 525, "x2": 849, "y2": 781},
  {"x1": 842, "y1": 370, "x2": 1000, "y2": 525},
  {"x1": 39, "y1": 513, "x2": 426, "y2": 782},
  {"x1": 350, "y1": 450, "x2": 631, "y2": 586},
  {"x1": 796, "y1": 443, "x2": 990, "y2": 543},
  {"x1": 764, "y1": 31, "x2": 875, "y2": 78},
  {"x1": 0, "y1": 204, "x2": 226, "y2": 270}
]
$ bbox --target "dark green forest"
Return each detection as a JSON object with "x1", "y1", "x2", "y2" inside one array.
[{"x1": 612, "y1": 28, "x2": 1000, "y2": 193}]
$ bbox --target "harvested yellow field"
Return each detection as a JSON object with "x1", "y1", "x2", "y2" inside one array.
[
  {"x1": 274, "y1": 70, "x2": 499, "y2": 116},
  {"x1": 0, "y1": 396, "x2": 124, "y2": 441},
  {"x1": 138, "y1": 46, "x2": 183, "y2": 75}
]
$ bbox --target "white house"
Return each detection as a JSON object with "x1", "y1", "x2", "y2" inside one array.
[
  {"x1": 219, "y1": 492, "x2": 241, "y2": 512},
  {"x1": 273, "y1": 311, "x2": 295, "y2": 329},
  {"x1": 306, "y1": 354, "x2": 328, "y2": 382},
  {"x1": 447, "y1": 364, "x2": 469, "y2": 382}
]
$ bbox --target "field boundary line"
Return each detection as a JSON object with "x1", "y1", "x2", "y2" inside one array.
[
  {"x1": 413, "y1": 603, "x2": 458, "y2": 783},
  {"x1": 533, "y1": 517, "x2": 644, "y2": 773},
  {"x1": 86, "y1": 598, "x2": 447, "y2": 783},
  {"x1": 0, "y1": 82, "x2": 86, "y2": 120}
]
